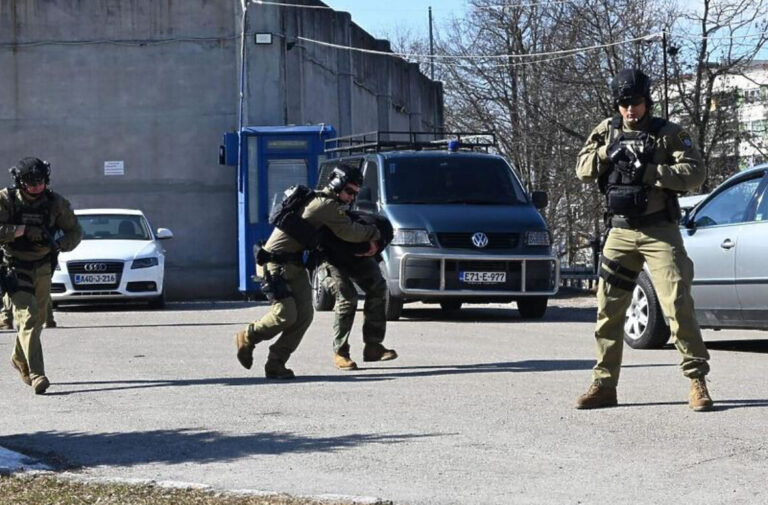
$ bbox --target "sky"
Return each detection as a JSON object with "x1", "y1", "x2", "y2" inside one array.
[{"x1": 322, "y1": 0, "x2": 467, "y2": 39}]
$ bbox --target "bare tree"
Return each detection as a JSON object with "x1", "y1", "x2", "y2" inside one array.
[{"x1": 668, "y1": 0, "x2": 768, "y2": 189}]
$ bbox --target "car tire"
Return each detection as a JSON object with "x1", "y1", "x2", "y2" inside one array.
[
  {"x1": 516, "y1": 296, "x2": 548, "y2": 319},
  {"x1": 148, "y1": 290, "x2": 166, "y2": 310},
  {"x1": 623, "y1": 271, "x2": 670, "y2": 349},
  {"x1": 385, "y1": 290, "x2": 403, "y2": 321},
  {"x1": 440, "y1": 300, "x2": 462, "y2": 312},
  {"x1": 311, "y1": 268, "x2": 335, "y2": 312}
]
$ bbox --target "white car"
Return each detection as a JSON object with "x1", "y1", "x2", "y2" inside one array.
[{"x1": 51, "y1": 209, "x2": 173, "y2": 308}]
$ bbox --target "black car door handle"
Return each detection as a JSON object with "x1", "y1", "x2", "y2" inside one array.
[{"x1": 720, "y1": 239, "x2": 735, "y2": 249}]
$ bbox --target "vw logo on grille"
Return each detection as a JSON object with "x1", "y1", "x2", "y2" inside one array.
[
  {"x1": 84, "y1": 263, "x2": 108, "y2": 272},
  {"x1": 471, "y1": 232, "x2": 489, "y2": 248}
]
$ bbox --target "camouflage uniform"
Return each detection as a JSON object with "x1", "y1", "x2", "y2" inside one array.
[
  {"x1": 576, "y1": 113, "x2": 710, "y2": 387},
  {"x1": 238, "y1": 188, "x2": 379, "y2": 375},
  {"x1": 1, "y1": 187, "x2": 81, "y2": 391},
  {"x1": 2, "y1": 292, "x2": 56, "y2": 328}
]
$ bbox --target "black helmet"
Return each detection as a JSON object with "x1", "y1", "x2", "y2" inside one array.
[
  {"x1": 611, "y1": 68, "x2": 653, "y2": 110},
  {"x1": 10, "y1": 157, "x2": 51, "y2": 187},
  {"x1": 327, "y1": 164, "x2": 364, "y2": 193}
]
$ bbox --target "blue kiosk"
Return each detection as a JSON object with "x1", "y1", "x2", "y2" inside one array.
[{"x1": 220, "y1": 124, "x2": 337, "y2": 294}]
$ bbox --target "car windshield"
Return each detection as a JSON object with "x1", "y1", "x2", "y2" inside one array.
[
  {"x1": 78, "y1": 214, "x2": 151, "y2": 240},
  {"x1": 383, "y1": 155, "x2": 527, "y2": 204}
]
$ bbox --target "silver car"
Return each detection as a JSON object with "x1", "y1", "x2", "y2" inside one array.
[{"x1": 625, "y1": 163, "x2": 768, "y2": 348}]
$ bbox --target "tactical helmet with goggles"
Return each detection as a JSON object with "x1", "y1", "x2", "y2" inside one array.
[
  {"x1": 611, "y1": 68, "x2": 653, "y2": 111},
  {"x1": 327, "y1": 164, "x2": 364, "y2": 193},
  {"x1": 10, "y1": 157, "x2": 51, "y2": 188}
]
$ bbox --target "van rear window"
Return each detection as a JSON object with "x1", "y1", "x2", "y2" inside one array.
[{"x1": 385, "y1": 156, "x2": 527, "y2": 205}]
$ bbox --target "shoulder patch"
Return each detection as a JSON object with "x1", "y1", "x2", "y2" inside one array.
[{"x1": 678, "y1": 131, "x2": 693, "y2": 148}]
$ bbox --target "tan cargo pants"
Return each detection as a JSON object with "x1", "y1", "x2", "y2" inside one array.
[
  {"x1": 9, "y1": 262, "x2": 52, "y2": 381},
  {"x1": 594, "y1": 220, "x2": 710, "y2": 386},
  {"x1": 246, "y1": 262, "x2": 313, "y2": 364}
]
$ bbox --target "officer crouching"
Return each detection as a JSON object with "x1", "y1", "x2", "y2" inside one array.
[
  {"x1": 234, "y1": 164, "x2": 381, "y2": 379},
  {"x1": 575, "y1": 68, "x2": 713, "y2": 411},
  {"x1": 1, "y1": 157, "x2": 82, "y2": 394}
]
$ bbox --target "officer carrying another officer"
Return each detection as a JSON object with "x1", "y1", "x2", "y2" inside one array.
[
  {"x1": 1, "y1": 157, "x2": 82, "y2": 394},
  {"x1": 575, "y1": 68, "x2": 713, "y2": 411},
  {"x1": 234, "y1": 164, "x2": 381, "y2": 379},
  {"x1": 315, "y1": 190, "x2": 397, "y2": 371}
]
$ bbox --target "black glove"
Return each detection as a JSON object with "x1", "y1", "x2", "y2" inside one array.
[
  {"x1": 24, "y1": 225, "x2": 46, "y2": 243},
  {"x1": 607, "y1": 135, "x2": 630, "y2": 165}
]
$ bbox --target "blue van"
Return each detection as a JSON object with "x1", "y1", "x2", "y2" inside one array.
[{"x1": 314, "y1": 132, "x2": 559, "y2": 321}]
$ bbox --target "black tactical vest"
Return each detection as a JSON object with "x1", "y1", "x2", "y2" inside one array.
[
  {"x1": 600, "y1": 116, "x2": 667, "y2": 218},
  {"x1": 7, "y1": 188, "x2": 56, "y2": 252}
]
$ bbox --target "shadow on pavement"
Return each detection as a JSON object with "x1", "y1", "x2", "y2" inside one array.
[
  {"x1": 398, "y1": 306, "x2": 595, "y2": 323},
  {"x1": 0, "y1": 428, "x2": 437, "y2": 470},
  {"x1": 45, "y1": 359, "x2": 593, "y2": 395},
  {"x1": 704, "y1": 339, "x2": 768, "y2": 354},
  {"x1": 620, "y1": 399, "x2": 768, "y2": 411},
  {"x1": 57, "y1": 300, "x2": 267, "y2": 313}
]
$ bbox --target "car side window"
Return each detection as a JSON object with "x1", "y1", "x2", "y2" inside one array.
[
  {"x1": 753, "y1": 175, "x2": 768, "y2": 221},
  {"x1": 694, "y1": 177, "x2": 762, "y2": 228},
  {"x1": 362, "y1": 160, "x2": 379, "y2": 202}
]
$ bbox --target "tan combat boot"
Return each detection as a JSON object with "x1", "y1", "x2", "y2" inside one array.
[
  {"x1": 264, "y1": 359, "x2": 295, "y2": 380},
  {"x1": 235, "y1": 330, "x2": 255, "y2": 369},
  {"x1": 32, "y1": 376, "x2": 50, "y2": 395},
  {"x1": 689, "y1": 377, "x2": 713, "y2": 412},
  {"x1": 334, "y1": 351, "x2": 358, "y2": 371},
  {"x1": 363, "y1": 343, "x2": 398, "y2": 362},
  {"x1": 11, "y1": 357, "x2": 32, "y2": 386},
  {"x1": 576, "y1": 381, "x2": 618, "y2": 409}
]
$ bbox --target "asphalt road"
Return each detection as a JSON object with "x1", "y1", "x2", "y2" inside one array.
[{"x1": 1, "y1": 295, "x2": 767, "y2": 505}]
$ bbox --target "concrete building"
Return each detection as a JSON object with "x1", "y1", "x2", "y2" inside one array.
[{"x1": 0, "y1": 0, "x2": 444, "y2": 299}]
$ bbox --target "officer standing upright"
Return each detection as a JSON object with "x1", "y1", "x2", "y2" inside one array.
[
  {"x1": 575, "y1": 68, "x2": 713, "y2": 411},
  {"x1": 235, "y1": 164, "x2": 381, "y2": 379},
  {"x1": 1, "y1": 157, "x2": 82, "y2": 394}
]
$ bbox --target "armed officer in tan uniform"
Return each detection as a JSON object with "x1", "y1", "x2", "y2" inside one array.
[
  {"x1": 575, "y1": 68, "x2": 713, "y2": 411},
  {"x1": 1, "y1": 157, "x2": 82, "y2": 394},
  {"x1": 235, "y1": 164, "x2": 381, "y2": 379}
]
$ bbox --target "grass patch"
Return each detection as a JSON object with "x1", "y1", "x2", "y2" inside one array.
[{"x1": 0, "y1": 473, "x2": 385, "y2": 505}]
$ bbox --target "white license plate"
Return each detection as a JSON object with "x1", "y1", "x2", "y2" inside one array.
[
  {"x1": 459, "y1": 271, "x2": 506, "y2": 284},
  {"x1": 74, "y1": 273, "x2": 117, "y2": 285}
]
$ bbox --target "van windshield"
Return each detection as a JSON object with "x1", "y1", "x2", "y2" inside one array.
[{"x1": 384, "y1": 156, "x2": 527, "y2": 205}]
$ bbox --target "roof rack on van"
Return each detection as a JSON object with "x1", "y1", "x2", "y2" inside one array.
[{"x1": 324, "y1": 130, "x2": 496, "y2": 155}]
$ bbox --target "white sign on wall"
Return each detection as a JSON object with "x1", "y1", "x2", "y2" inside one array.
[{"x1": 104, "y1": 161, "x2": 124, "y2": 176}]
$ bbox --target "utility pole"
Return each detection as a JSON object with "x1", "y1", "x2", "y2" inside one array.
[
  {"x1": 428, "y1": 6, "x2": 435, "y2": 82},
  {"x1": 662, "y1": 31, "x2": 669, "y2": 119}
]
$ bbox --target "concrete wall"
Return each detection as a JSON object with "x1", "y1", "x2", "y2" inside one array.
[{"x1": 0, "y1": 0, "x2": 443, "y2": 299}]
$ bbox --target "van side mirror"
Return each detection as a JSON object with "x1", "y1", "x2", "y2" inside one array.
[
  {"x1": 531, "y1": 191, "x2": 548, "y2": 209},
  {"x1": 355, "y1": 187, "x2": 376, "y2": 212}
]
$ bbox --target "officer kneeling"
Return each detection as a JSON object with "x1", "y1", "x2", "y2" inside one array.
[
  {"x1": 575, "y1": 68, "x2": 713, "y2": 411},
  {"x1": 234, "y1": 164, "x2": 382, "y2": 379},
  {"x1": 314, "y1": 205, "x2": 397, "y2": 371}
]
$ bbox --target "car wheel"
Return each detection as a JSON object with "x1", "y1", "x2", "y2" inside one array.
[
  {"x1": 385, "y1": 290, "x2": 403, "y2": 321},
  {"x1": 623, "y1": 271, "x2": 670, "y2": 349},
  {"x1": 312, "y1": 268, "x2": 335, "y2": 312},
  {"x1": 148, "y1": 290, "x2": 166, "y2": 310},
  {"x1": 440, "y1": 300, "x2": 462, "y2": 312},
  {"x1": 516, "y1": 296, "x2": 548, "y2": 319}
]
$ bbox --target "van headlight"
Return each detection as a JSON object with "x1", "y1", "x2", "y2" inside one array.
[
  {"x1": 131, "y1": 257, "x2": 159, "y2": 269},
  {"x1": 391, "y1": 229, "x2": 435, "y2": 247},
  {"x1": 525, "y1": 231, "x2": 551, "y2": 246}
]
